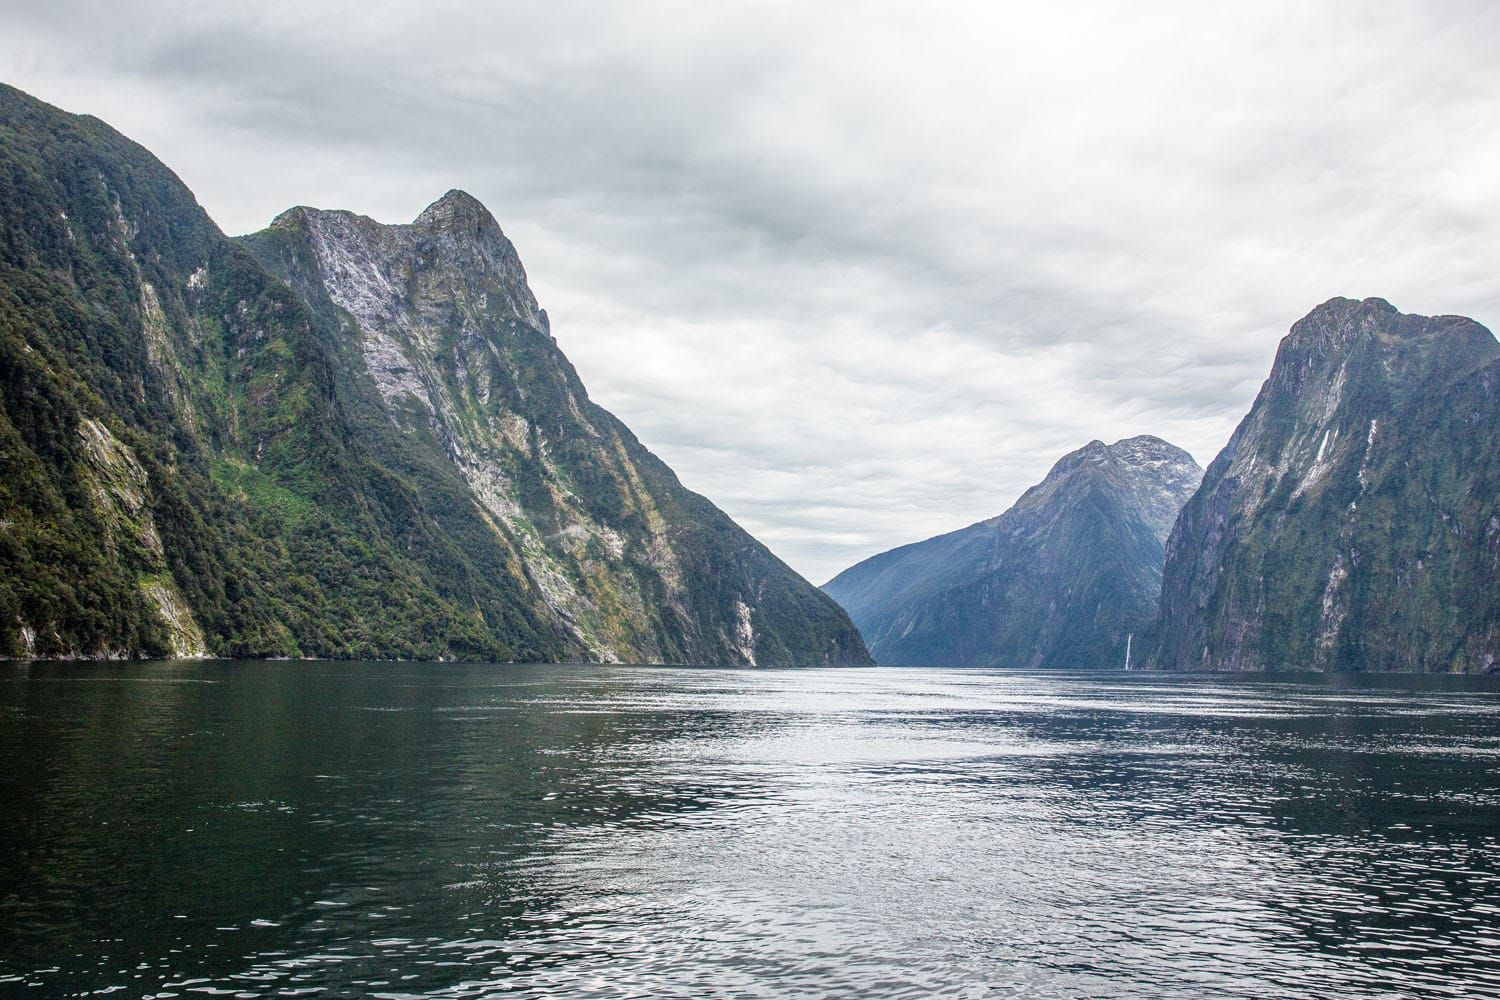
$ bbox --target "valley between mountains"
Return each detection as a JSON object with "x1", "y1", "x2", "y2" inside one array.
[{"x1": 1, "y1": 83, "x2": 1494, "y2": 671}]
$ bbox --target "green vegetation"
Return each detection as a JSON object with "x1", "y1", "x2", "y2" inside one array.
[
  {"x1": 0, "y1": 83, "x2": 869, "y2": 666},
  {"x1": 0, "y1": 83, "x2": 565, "y2": 661},
  {"x1": 240, "y1": 196, "x2": 869, "y2": 666}
]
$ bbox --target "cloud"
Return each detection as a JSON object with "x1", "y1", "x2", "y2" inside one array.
[{"x1": 4, "y1": 0, "x2": 1498, "y2": 581}]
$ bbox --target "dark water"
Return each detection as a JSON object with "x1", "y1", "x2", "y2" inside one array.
[{"x1": 2, "y1": 664, "x2": 1499, "y2": 998}]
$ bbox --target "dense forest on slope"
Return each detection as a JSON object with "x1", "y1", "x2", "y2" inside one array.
[
  {"x1": 0, "y1": 83, "x2": 868, "y2": 665},
  {"x1": 0, "y1": 83, "x2": 569, "y2": 660}
]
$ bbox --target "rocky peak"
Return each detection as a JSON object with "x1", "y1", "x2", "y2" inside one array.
[
  {"x1": 1271, "y1": 297, "x2": 1494, "y2": 400},
  {"x1": 413, "y1": 189, "x2": 498, "y2": 233},
  {"x1": 1293, "y1": 296, "x2": 1397, "y2": 336},
  {"x1": 1050, "y1": 435, "x2": 1192, "y2": 474},
  {"x1": 268, "y1": 204, "x2": 383, "y2": 243},
  {"x1": 272, "y1": 190, "x2": 503, "y2": 240},
  {"x1": 275, "y1": 192, "x2": 544, "y2": 348},
  {"x1": 1106, "y1": 434, "x2": 1195, "y2": 467},
  {"x1": 1039, "y1": 436, "x2": 1200, "y2": 531}
]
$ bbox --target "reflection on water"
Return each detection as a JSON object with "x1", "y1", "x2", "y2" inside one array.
[{"x1": 1, "y1": 663, "x2": 1498, "y2": 997}]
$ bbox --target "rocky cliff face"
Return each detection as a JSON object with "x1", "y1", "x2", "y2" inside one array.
[
  {"x1": 824, "y1": 436, "x2": 1201, "y2": 667},
  {"x1": 1148, "y1": 298, "x2": 1500, "y2": 672},
  {"x1": 0, "y1": 83, "x2": 869, "y2": 666},
  {"x1": 242, "y1": 192, "x2": 870, "y2": 666}
]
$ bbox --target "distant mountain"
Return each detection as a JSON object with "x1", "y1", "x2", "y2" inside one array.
[
  {"x1": 1148, "y1": 298, "x2": 1499, "y2": 672},
  {"x1": 825, "y1": 436, "x2": 1201, "y2": 667},
  {"x1": 0, "y1": 82, "x2": 869, "y2": 665}
]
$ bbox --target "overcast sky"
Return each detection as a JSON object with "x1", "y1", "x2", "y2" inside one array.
[{"x1": 4, "y1": 1, "x2": 1498, "y2": 582}]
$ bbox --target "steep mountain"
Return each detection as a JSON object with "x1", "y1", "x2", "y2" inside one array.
[
  {"x1": 239, "y1": 194, "x2": 869, "y2": 666},
  {"x1": 0, "y1": 82, "x2": 869, "y2": 666},
  {"x1": 1147, "y1": 298, "x2": 1499, "y2": 673},
  {"x1": 825, "y1": 436, "x2": 1201, "y2": 667}
]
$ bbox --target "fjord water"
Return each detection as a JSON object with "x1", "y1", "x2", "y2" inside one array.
[{"x1": 2, "y1": 665, "x2": 1497, "y2": 998}]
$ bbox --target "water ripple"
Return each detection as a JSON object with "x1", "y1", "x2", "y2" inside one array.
[{"x1": 1, "y1": 663, "x2": 1498, "y2": 997}]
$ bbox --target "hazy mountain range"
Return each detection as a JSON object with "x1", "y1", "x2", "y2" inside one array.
[
  {"x1": 827, "y1": 300, "x2": 1497, "y2": 673},
  {"x1": 825, "y1": 437, "x2": 1201, "y2": 668}
]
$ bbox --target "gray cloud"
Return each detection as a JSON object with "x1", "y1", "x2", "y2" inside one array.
[{"x1": 4, "y1": 0, "x2": 1498, "y2": 581}]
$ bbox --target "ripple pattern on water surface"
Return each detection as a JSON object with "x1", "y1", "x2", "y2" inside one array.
[{"x1": 2, "y1": 663, "x2": 1499, "y2": 997}]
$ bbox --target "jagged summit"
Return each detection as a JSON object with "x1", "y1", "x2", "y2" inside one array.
[
  {"x1": 269, "y1": 190, "x2": 503, "y2": 236},
  {"x1": 1282, "y1": 297, "x2": 1493, "y2": 360},
  {"x1": 1306, "y1": 295, "x2": 1397, "y2": 318},
  {"x1": 267, "y1": 203, "x2": 377, "y2": 233},
  {"x1": 1053, "y1": 435, "x2": 1195, "y2": 474},
  {"x1": 1107, "y1": 434, "x2": 1195, "y2": 461},
  {"x1": 266, "y1": 189, "x2": 546, "y2": 350},
  {"x1": 413, "y1": 188, "x2": 498, "y2": 231}
]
